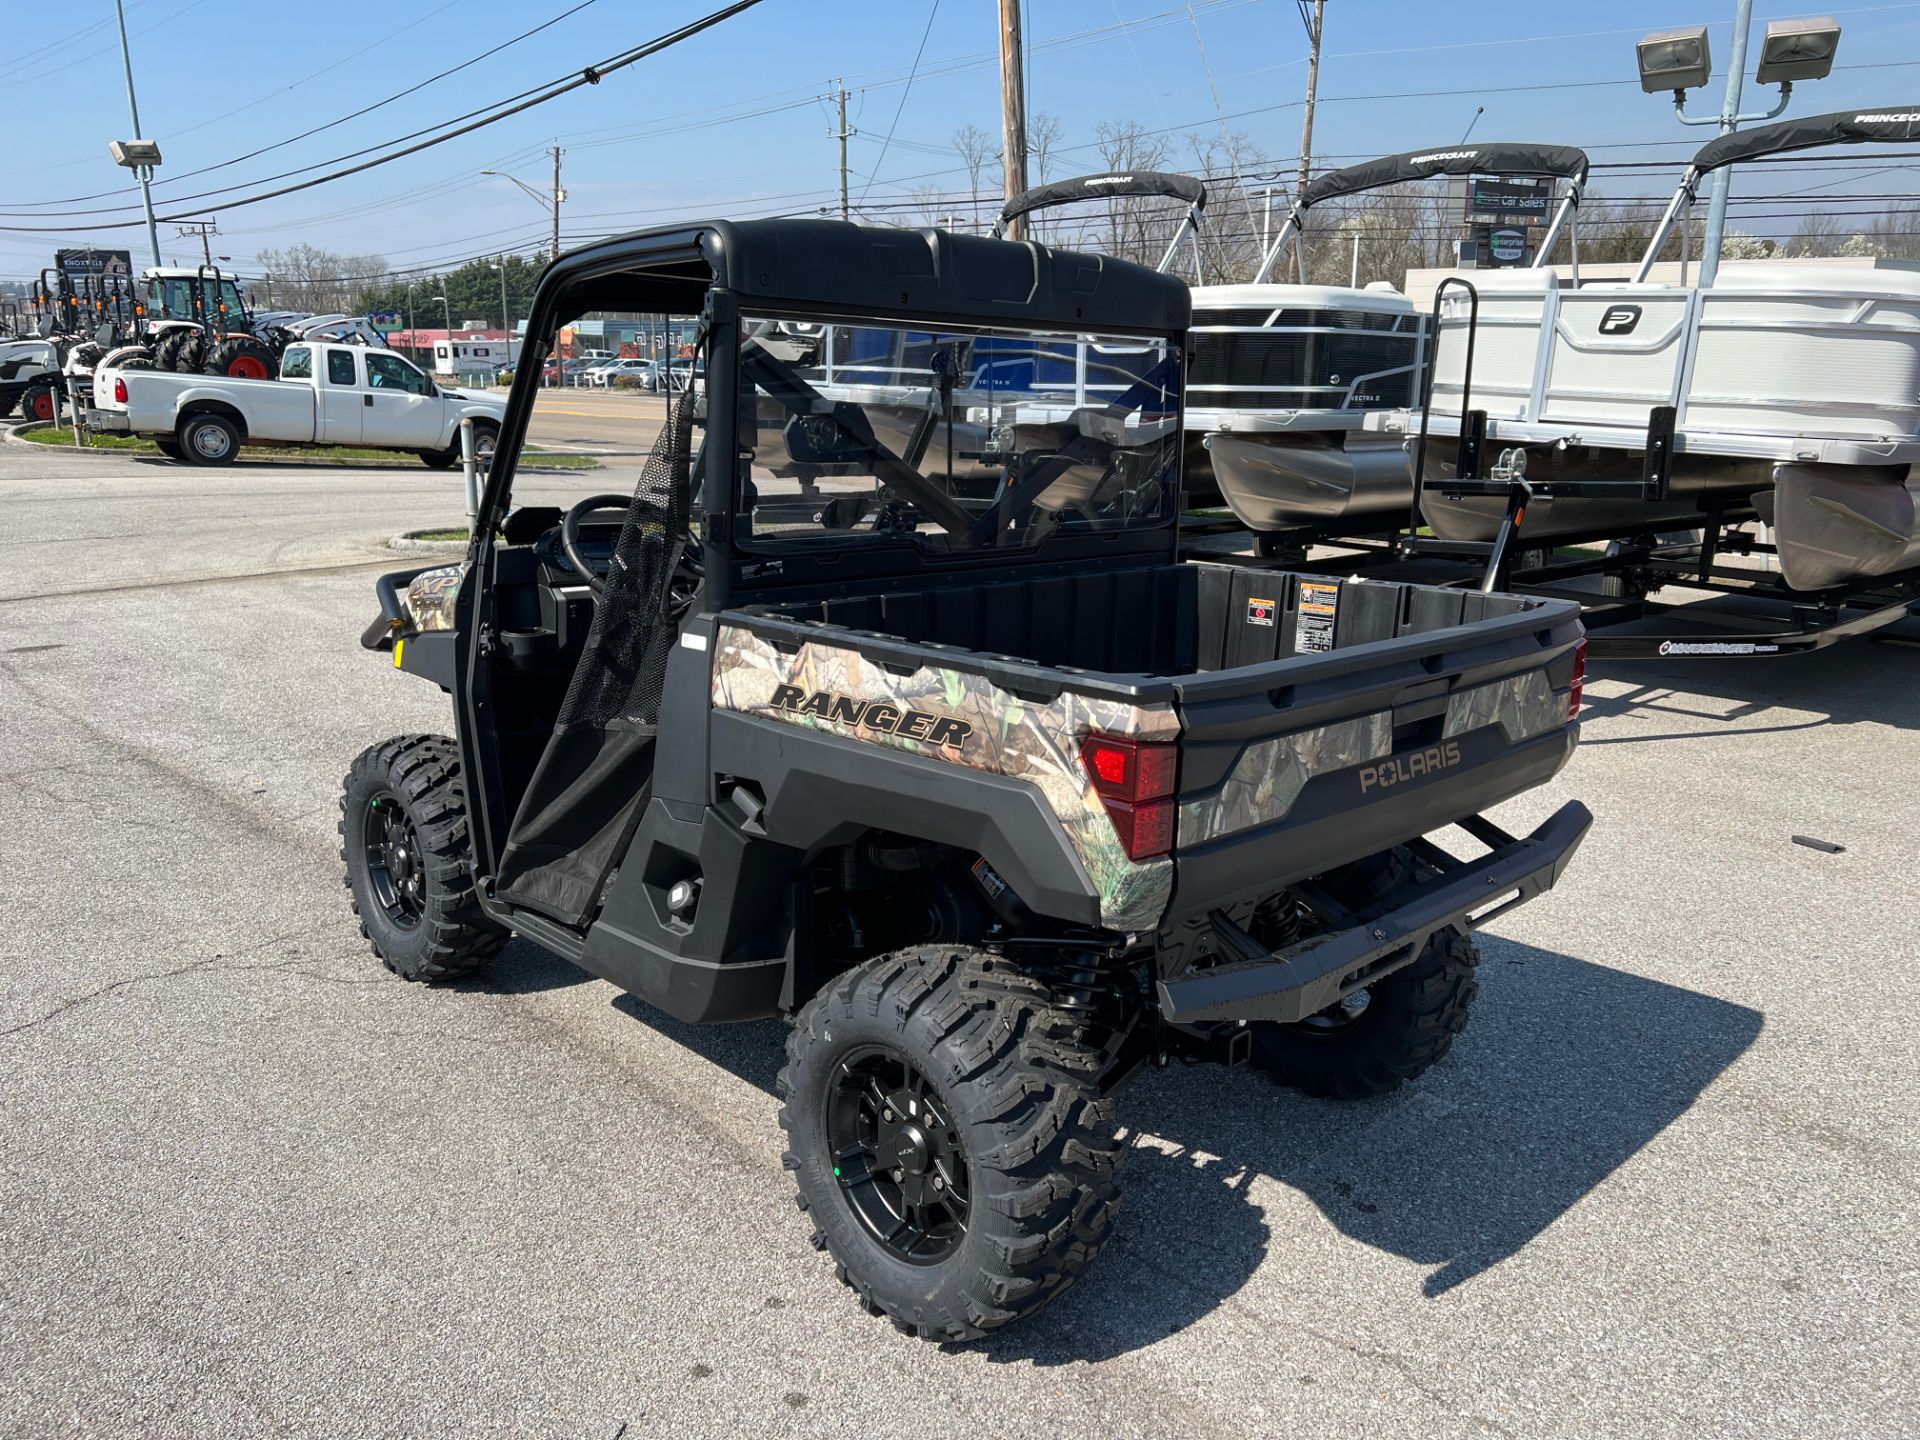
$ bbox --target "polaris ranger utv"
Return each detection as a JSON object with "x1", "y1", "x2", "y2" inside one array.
[{"x1": 343, "y1": 218, "x2": 1591, "y2": 1341}]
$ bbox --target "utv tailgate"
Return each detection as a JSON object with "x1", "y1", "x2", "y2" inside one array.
[
  {"x1": 1167, "y1": 574, "x2": 1584, "y2": 918},
  {"x1": 1158, "y1": 801, "x2": 1591, "y2": 1025}
]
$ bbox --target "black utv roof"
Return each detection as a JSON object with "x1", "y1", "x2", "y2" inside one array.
[{"x1": 540, "y1": 216, "x2": 1191, "y2": 335}]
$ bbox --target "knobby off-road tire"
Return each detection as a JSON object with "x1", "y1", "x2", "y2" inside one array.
[
  {"x1": 153, "y1": 330, "x2": 191, "y2": 371},
  {"x1": 1250, "y1": 925, "x2": 1480, "y2": 1100},
  {"x1": 204, "y1": 335, "x2": 277, "y2": 380},
  {"x1": 779, "y1": 946, "x2": 1125, "y2": 1341},
  {"x1": 340, "y1": 734, "x2": 508, "y2": 982},
  {"x1": 19, "y1": 385, "x2": 56, "y2": 423}
]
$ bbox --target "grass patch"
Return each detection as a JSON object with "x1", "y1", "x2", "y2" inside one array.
[
  {"x1": 19, "y1": 426, "x2": 598, "y2": 469},
  {"x1": 411, "y1": 527, "x2": 471, "y2": 542},
  {"x1": 21, "y1": 426, "x2": 155, "y2": 451}
]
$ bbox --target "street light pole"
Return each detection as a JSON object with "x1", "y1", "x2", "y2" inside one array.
[
  {"x1": 1700, "y1": 0, "x2": 1755, "y2": 285},
  {"x1": 113, "y1": 0, "x2": 162, "y2": 269}
]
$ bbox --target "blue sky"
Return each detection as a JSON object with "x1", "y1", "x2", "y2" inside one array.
[{"x1": 4, "y1": 0, "x2": 1919, "y2": 281}]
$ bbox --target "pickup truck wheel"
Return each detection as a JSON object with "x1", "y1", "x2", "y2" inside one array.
[
  {"x1": 419, "y1": 422, "x2": 496, "y2": 470},
  {"x1": 340, "y1": 734, "x2": 508, "y2": 982},
  {"x1": 1250, "y1": 926, "x2": 1480, "y2": 1100},
  {"x1": 178, "y1": 412, "x2": 240, "y2": 465},
  {"x1": 779, "y1": 946, "x2": 1124, "y2": 1341}
]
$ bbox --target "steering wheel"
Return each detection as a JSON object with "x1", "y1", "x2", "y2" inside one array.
[{"x1": 559, "y1": 493, "x2": 632, "y2": 595}]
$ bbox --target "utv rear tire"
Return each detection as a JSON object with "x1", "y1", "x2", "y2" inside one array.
[
  {"x1": 1250, "y1": 926, "x2": 1480, "y2": 1100},
  {"x1": 340, "y1": 734, "x2": 508, "y2": 982},
  {"x1": 204, "y1": 335, "x2": 277, "y2": 380},
  {"x1": 779, "y1": 946, "x2": 1124, "y2": 1341}
]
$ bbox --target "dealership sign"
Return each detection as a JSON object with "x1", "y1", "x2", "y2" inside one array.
[
  {"x1": 1464, "y1": 177, "x2": 1553, "y2": 227},
  {"x1": 55, "y1": 248, "x2": 134, "y2": 281}
]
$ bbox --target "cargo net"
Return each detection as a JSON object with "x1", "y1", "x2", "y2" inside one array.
[{"x1": 553, "y1": 384, "x2": 697, "y2": 732}]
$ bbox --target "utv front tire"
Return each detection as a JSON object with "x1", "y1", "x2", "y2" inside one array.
[
  {"x1": 1250, "y1": 926, "x2": 1480, "y2": 1100},
  {"x1": 340, "y1": 734, "x2": 508, "y2": 982},
  {"x1": 779, "y1": 947, "x2": 1124, "y2": 1341}
]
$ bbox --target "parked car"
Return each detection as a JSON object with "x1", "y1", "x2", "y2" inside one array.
[
  {"x1": 89, "y1": 342, "x2": 505, "y2": 466},
  {"x1": 588, "y1": 357, "x2": 656, "y2": 388}
]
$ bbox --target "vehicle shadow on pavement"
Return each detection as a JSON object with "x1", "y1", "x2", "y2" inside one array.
[
  {"x1": 976, "y1": 939, "x2": 1763, "y2": 1365},
  {"x1": 1578, "y1": 618, "x2": 1920, "y2": 742},
  {"x1": 454, "y1": 937, "x2": 598, "y2": 994}
]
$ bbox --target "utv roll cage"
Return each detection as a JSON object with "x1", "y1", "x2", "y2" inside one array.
[
  {"x1": 1636, "y1": 107, "x2": 1920, "y2": 281},
  {"x1": 1255, "y1": 143, "x2": 1591, "y2": 284},
  {"x1": 463, "y1": 218, "x2": 1190, "y2": 876},
  {"x1": 993, "y1": 171, "x2": 1208, "y2": 279}
]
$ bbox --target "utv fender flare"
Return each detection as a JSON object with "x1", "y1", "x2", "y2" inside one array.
[{"x1": 709, "y1": 712, "x2": 1103, "y2": 928}]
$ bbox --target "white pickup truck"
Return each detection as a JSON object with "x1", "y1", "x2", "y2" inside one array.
[{"x1": 89, "y1": 341, "x2": 505, "y2": 467}]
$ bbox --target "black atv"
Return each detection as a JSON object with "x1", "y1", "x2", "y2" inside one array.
[{"x1": 343, "y1": 218, "x2": 1591, "y2": 1341}]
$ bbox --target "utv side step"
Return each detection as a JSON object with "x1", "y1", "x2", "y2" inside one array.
[{"x1": 1157, "y1": 801, "x2": 1592, "y2": 1026}]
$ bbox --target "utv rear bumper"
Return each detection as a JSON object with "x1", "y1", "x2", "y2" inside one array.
[{"x1": 1157, "y1": 801, "x2": 1592, "y2": 1026}]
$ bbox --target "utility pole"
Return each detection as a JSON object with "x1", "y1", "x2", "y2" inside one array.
[
  {"x1": 113, "y1": 0, "x2": 162, "y2": 269},
  {"x1": 175, "y1": 221, "x2": 216, "y2": 266},
  {"x1": 1294, "y1": 0, "x2": 1327, "y2": 202},
  {"x1": 551, "y1": 145, "x2": 564, "y2": 262},
  {"x1": 499, "y1": 256, "x2": 511, "y2": 338},
  {"x1": 999, "y1": 0, "x2": 1030, "y2": 240},
  {"x1": 831, "y1": 85, "x2": 852, "y2": 221}
]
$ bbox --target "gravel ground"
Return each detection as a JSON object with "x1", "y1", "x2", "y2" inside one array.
[{"x1": 1, "y1": 435, "x2": 1915, "y2": 1439}]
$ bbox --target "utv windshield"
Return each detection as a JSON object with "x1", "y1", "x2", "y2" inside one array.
[{"x1": 738, "y1": 312, "x2": 1182, "y2": 552}]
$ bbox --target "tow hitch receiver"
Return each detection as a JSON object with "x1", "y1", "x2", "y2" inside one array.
[{"x1": 1157, "y1": 801, "x2": 1593, "y2": 1026}]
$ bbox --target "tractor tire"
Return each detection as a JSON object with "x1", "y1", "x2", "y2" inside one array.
[
  {"x1": 204, "y1": 335, "x2": 277, "y2": 380},
  {"x1": 779, "y1": 946, "x2": 1124, "y2": 1342},
  {"x1": 173, "y1": 330, "x2": 206, "y2": 374},
  {"x1": 19, "y1": 385, "x2": 57, "y2": 424},
  {"x1": 153, "y1": 330, "x2": 190, "y2": 371},
  {"x1": 340, "y1": 734, "x2": 508, "y2": 983},
  {"x1": 1250, "y1": 925, "x2": 1481, "y2": 1101},
  {"x1": 176, "y1": 411, "x2": 241, "y2": 466}
]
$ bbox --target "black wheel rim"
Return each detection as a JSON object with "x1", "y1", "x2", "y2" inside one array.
[
  {"x1": 826, "y1": 1045, "x2": 970, "y2": 1265},
  {"x1": 363, "y1": 792, "x2": 425, "y2": 928}
]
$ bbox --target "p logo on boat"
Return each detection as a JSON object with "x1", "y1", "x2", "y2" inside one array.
[{"x1": 1598, "y1": 304, "x2": 1642, "y2": 336}]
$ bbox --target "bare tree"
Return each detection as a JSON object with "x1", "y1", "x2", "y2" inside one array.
[
  {"x1": 952, "y1": 124, "x2": 999, "y2": 234},
  {"x1": 253, "y1": 244, "x2": 390, "y2": 313},
  {"x1": 1027, "y1": 112, "x2": 1064, "y2": 185},
  {"x1": 1786, "y1": 208, "x2": 1848, "y2": 257},
  {"x1": 1092, "y1": 121, "x2": 1174, "y2": 266}
]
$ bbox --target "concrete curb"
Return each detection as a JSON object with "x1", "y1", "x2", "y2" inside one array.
[{"x1": 388, "y1": 532, "x2": 469, "y2": 555}]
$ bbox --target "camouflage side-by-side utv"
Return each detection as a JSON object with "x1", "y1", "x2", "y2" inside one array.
[{"x1": 343, "y1": 217, "x2": 1590, "y2": 1340}]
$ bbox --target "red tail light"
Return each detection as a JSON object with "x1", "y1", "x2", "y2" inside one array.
[
  {"x1": 1080, "y1": 733, "x2": 1178, "y2": 861},
  {"x1": 1569, "y1": 638, "x2": 1587, "y2": 719},
  {"x1": 113, "y1": 377, "x2": 127, "y2": 404}
]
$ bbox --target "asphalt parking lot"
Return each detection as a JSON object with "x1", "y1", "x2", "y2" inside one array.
[{"x1": 2, "y1": 421, "x2": 1916, "y2": 1439}]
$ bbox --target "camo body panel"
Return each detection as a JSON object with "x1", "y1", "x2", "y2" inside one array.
[
  {"x1": 711, "y1": 623, "x2": 1176, "y2": 931},
  {"x1": 1444, "y1": 669, "x2": 1562, "y2": 742},
  {"x1": 404, "y1": 563, "x2": 467, "y2": 633},
  {"x1": 1178, "y1": 714, "x2": 1393, "y2": 844}
]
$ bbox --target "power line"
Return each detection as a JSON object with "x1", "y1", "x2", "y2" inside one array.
[
  {"x1": 856, "y1": 0, "x2": 942, "y2": 205},
  {"x1": 0, "y1": 0, "x2": 774, "y2": 234}
]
